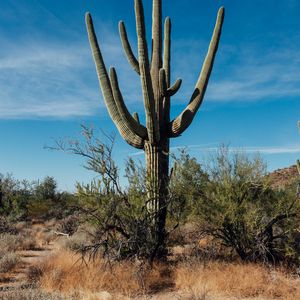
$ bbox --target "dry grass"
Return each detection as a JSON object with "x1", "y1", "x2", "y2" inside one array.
[
  {"x1": 0, "y1": 288, "x2": 70, "y2": 300},
  {"x1": 28, "y1": 248, "x2": 300, "y2": 299},
  {"x1": 20, "y1": 234, "x2": 38, "y2": 250},
  {"x1": 0, "y1": 234, "x2": 21, "y2": 252},
  {"x1": 59, "y1": 233, "x2": 87, "y2": 252},
  {"x1": 175, "y1": 260, "x2": 300, "y2": 300},
  {"x1": 31, "y1": 250, "x2": 173, "y2": 298},
  {"x1": 0, "y1": 252, "x2": 20, "y2": 273}
]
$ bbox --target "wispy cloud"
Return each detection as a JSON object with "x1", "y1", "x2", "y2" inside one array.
[
  {"x1": 130, "y1": 145, "x2": 300, "y2": 157},
  {"x1": 0, "y1": 28, "x2": 143, "y2": 119},
  {"x1": 206, "y1": 47, "x2": 300, "y2": 102},
  {"x1": 1, "y1": 6, "x2": 300, "y2": 120},
  {"x1": 0, "y1": 40, "x2": 99, "y2": 119},
  {"x1": 169, "y1": 38, "x2": 300, "y2": 103}
]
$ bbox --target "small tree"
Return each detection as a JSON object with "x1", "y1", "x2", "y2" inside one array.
[{"x1": 55, "y1": 126, "x2": 166, "y2": 261}]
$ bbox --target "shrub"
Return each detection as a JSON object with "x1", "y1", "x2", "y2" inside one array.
[
  {"x1": 0, "y1": 252, "x2": 20, "y2": 273},
  {"x1": 58, "y1": 215, "x2": 80, "y2": 235},
  {"x1": 0, "y1": 233, "x2": 21, "y2": 252},
  {"x1": 0, "y1": 288, "x2": 67, "y2": 300},
  {"x1": 60, "y1": 233, "x2": 87, "y2": 253},
  {"x1": 194, "y1": 147, "x2": 300, "y2": 263},
  {"x1": 0, "y1": 217, "x2": 18, "y2": 235},
  {"x1": 20, "y1": 235, "x2": 37, "y2": 250},
  {"x1": 42, "y1": 231, "x2": 56, "y2": 245},
  {"x1": 169, "y1": 149, "x2": 208, "y2": 223}
]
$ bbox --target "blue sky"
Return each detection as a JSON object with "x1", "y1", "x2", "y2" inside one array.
[{"x1": 0, "y1": 0, "x2": 300, "y2": 191}]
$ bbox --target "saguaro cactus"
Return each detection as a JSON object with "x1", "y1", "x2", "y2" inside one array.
[{"x1": 86, "y1": 0, "x2": 224, "y2": 253}]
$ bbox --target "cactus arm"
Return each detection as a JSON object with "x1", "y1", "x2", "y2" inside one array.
[
  {"x1": 135, "y1": 0, "x2": 159, "y2": 143},
  {"x1": 86, "y1": 13, "x2": 144, "y2": 149},
  {"x1": 162, "y1": 16, "x2": 171, "y2": 124},
  {"x1": 159, "y1": 68, "x2": 182, "y2": 98},
  {"x1": 151, "y1": 0, "x2": 162, "y2": 70},
  {"x1": 119, "y1": 21, "x2": 140, "y2": 75},
  {"x1": 159, "y1": 68, "x2": 167, "y2": 96},
  {"x1": 163, "y1": 17, "x2": 171, "y2": 85},
  {"x1": 151, "y1": 0, "x2": 163, "y2": 129},
  {"x1": 109, "y1": 67, "x2": 148, "y2": 139},
  {"x1": 168, "y1": 7, "x2": 225, "y2": 137},
  {"x1": 167, "y1": 79, "x2": 182, "y2": 97},
  {"x1": 133, "y1": 112, "x2": 140, "y2": 124}
]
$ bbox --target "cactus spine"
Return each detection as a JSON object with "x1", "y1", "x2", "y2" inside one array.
[{"x1": 86, "y1": 0, "x2": 224, "y2": 253}]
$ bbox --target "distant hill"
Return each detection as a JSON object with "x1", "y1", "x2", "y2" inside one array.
[{"x1": 268, "y1": 165, "x2": 299, "y2": 189}]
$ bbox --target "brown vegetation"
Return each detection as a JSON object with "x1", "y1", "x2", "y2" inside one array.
[
  {"x1": 175, "y1": 260, "x2": 300, "y2": 300},
  {"x1": 24, "y1": 248, "x2": 300, "y2": 300},
  {"x1": 34, "y1": 250, "x2": 173, "y2": 297}
]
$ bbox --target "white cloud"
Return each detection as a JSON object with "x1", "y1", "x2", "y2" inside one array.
[
  {"x1": 206, "y1": 48, "x2": 300, "y2": 102},
  {"x1": 0, "y1": 26, "x2": 143, "y2": 119},
  {"x1": 169, "y1": 38, "x2": 300, "y2": 103},
  {"x1": 1, "y1": 15, "x2": 300, "y2": 120},
  {"x1": 0, "y1": 40, "x2": 101, "y2": 119},
  {"x1": 130, "y1": 145, "x2": 300, "y2": 157}
]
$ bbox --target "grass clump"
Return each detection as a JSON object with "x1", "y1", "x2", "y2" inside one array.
[{"x1": 0, "y1": 252, "x2": 20, "y2": 273}]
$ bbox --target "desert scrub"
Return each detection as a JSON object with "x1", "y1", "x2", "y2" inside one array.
[
  {"x1": 175, "y1": 259, "x2": 300, "y2": 300},
  {"x1": 20, "y1": 234, "x2": 37, "y2": 250},
  {"x1": 0, "y1": 217, "x2": 18, "y2": 235},
  {"x1": 0, "y1": 233, "x2": 21, "y2": 252},
  {"x1": 193, "y1": 147, "x2": 300, "y2": 263},
  {"x1": 57, "y1": 215, "x2": 80, "y2": 236},
  {"x1": 42, "y1": 231, "x2": 56, "y2": 245},
  {"x1": 0, "y1": 288, "x2": 70, "y2": 300},
  {"x1": 35, "y1": 249, "x2": 172, "y2": 297},
  {"x1": 0, "y1": 252, "x2": 20, "y2": 273},
  {"x1": 59, "y1": 232, "x2": 88, "y2": 253}
]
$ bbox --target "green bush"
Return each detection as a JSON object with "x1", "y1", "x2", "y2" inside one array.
[
  {"x1": 169, "y1": 149, "x2": 208, "y2": 223},
  {"x1": 194, "y1": 147, "x2": 300, "y2": 263},
  {"x1": 0, "y1": 174, "x2": 78, "y2": 220}
]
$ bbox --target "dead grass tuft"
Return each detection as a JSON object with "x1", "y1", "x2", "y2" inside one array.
[
  {"x1": 0, "y1": 288, "x2": 69, "y2": 300},
  {"x1": 0, "y1": 252, "x2": 20, "y2": 273},
  {"x1": 32, "y1": 250, "x2": 173, "y2": 297},
  {"x1": 175, "y1": 260, "x2": 300, "y2": 300},
  {"x1": 0, "y1": 233, "x2": 21, "y2": 252}
]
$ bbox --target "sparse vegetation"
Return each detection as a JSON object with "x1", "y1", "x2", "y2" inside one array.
[
  {"x1": 1, "y1": 140, "x2": 300, "y2": 299},
  {"x1": 0, "y1": 2, "x2": 299, "y2": 299},
  {"x1": 0, "y1": 252, "x2": 20, "y2": 273},
  {"x1": 192, "y1": 148, "x2": 300, "y2": 264}
]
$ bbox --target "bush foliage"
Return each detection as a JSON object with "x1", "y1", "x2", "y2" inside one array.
[{"x1": 0, "y1": 175, "x2": 76, "y2": 220}]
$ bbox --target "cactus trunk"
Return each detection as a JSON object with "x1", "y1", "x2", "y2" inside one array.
[
  {"x1": 144, "y1": 141, "x2": 169, "y2": 245},
  {"x1": 86, "y1": 0, "x2": 224, "y2": 258}
]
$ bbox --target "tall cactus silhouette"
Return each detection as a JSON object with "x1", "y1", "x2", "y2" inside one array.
[{"x1": 86, "y1": 0, "x2": 224, "y2": 251}]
